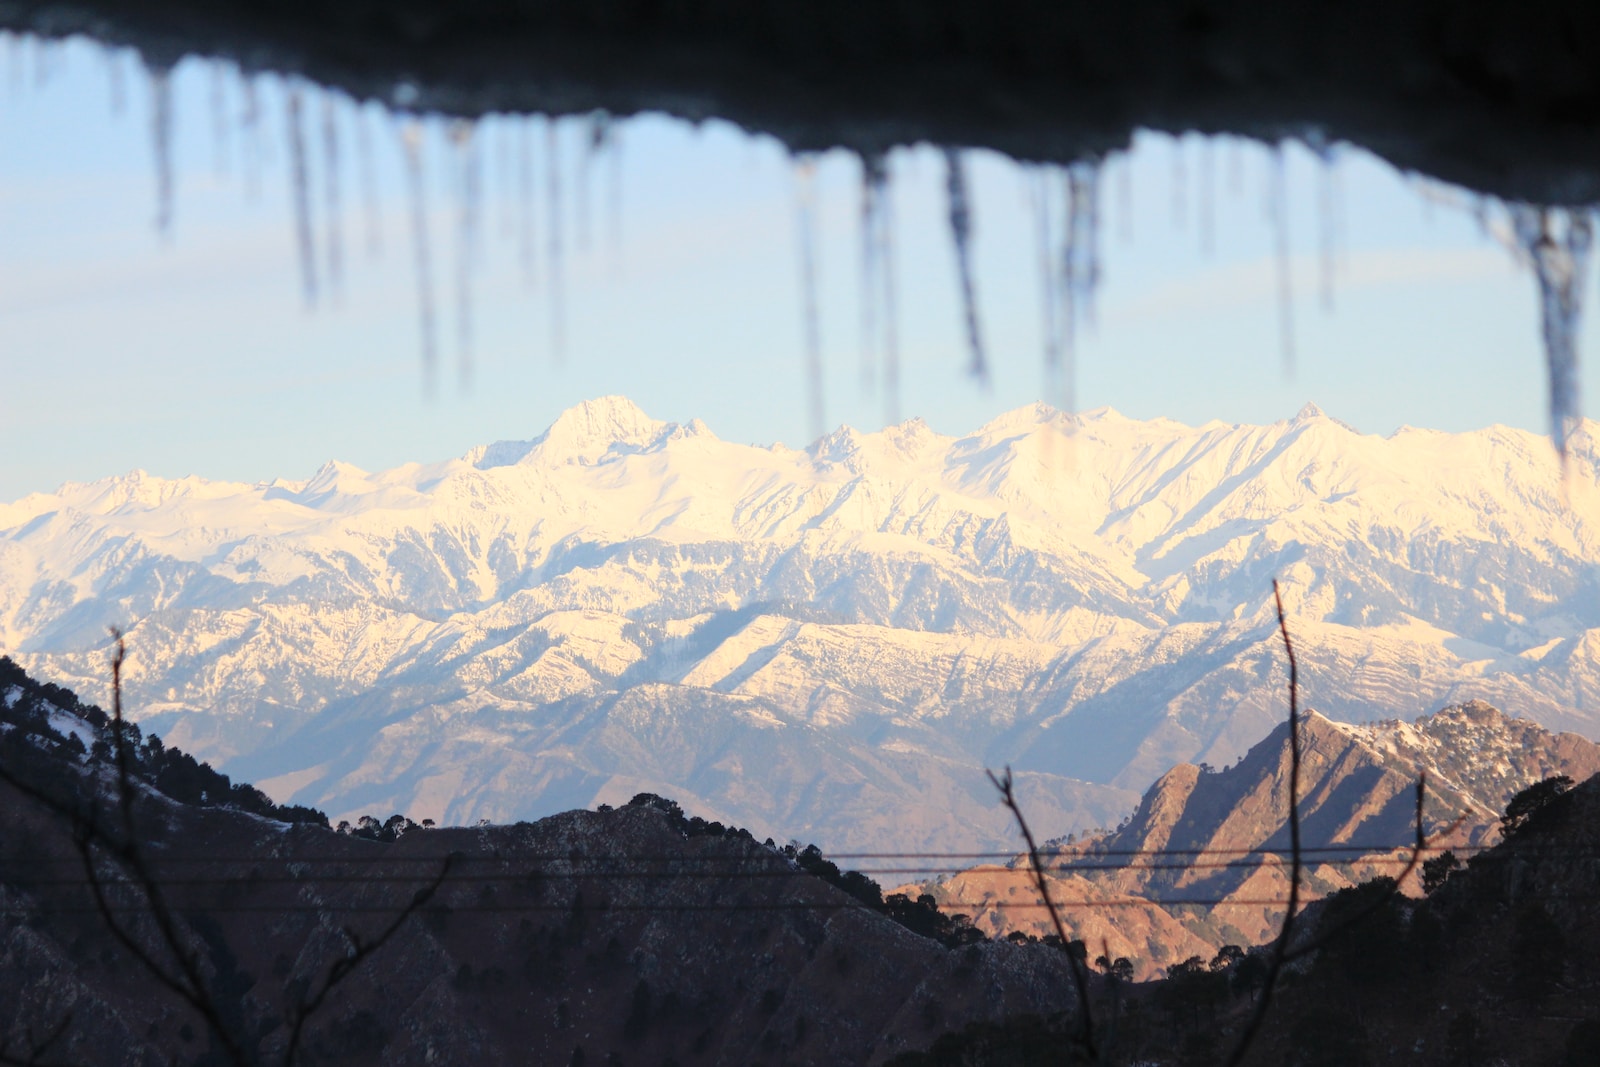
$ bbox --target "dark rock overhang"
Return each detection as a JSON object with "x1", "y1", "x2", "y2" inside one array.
[{"x1": 3, "y1": 0, "x2": 1600, "y2": 205}]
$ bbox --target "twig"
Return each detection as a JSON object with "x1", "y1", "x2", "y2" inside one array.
[
  {"x1": 0, "y1": 630, "x2": 451, "y2": 1067},
  {"x1": 0, "y1": 632, "x2": 246, "y2": 1063},
  {"x1": 987, "y1": 767, "x2": 1098, "y2": 1063},
  {"x1": 282, "y1": 852, "x2": 455, "y2": 1067},
  {"x1": 1222, "y1": 580, "x2": 1303, "y2": 1067},
  {"x1": 1281, "y1": 780, "x2": 1466, "y2": 965},
  {"x1": 98, "y1": 629, "x2": 250, "y2": 1065}
]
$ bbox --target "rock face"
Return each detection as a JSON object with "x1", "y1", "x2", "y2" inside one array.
[
  {"x1": 2, "y1": 399, "x2": 1599, "y2": 852},
  {"x1": 918, "y1": 701, "x2": 1600, "y2": 978},
  {"x1": 1241, "y1": 770, "x2": 1600, "y2": 1067}
]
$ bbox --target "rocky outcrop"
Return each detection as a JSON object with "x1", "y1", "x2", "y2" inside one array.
[{"x1": 918, "y1": 701, "x2": 1600, "y2": 978}]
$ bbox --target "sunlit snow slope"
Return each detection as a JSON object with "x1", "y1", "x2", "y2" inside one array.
[{"x1": 2, "y1": 397, "x2": 1597, "y2": 852}]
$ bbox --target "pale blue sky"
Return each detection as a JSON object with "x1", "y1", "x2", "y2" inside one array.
[{"x1": 0, "y1": 36, "x2": 1576, "y2": 500}]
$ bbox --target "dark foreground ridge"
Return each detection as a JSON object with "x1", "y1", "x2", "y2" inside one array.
[
  {"x1": 0, "y1": 656, "x2": 327, "y2": 828},
  {"x1": 0, "y1": 659, "x2": 1078, "y2": 1065},
  {"x1": 2, "y1": 0, "x2": 1600, "y2": 203},
  {"x1": 8, "y1": 656, "x2": 1600, "y2": 1064}
]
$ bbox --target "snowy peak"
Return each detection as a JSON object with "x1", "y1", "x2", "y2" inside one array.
[
  {"x1": 471, "y1": 396, "x2": 673, "y2": 469},
  {"x1": 975, "y1": 400, "x2": 1074, "y2": 439},
  {"x1": 298, "y1": 460, "x2": 373, "y2": 499},
  {"x1": 542, "y1": 394, "x2": 662, "y2": 446},
  {"x1": 537, "y1": 395, "x2": 674, "y2": 465}
]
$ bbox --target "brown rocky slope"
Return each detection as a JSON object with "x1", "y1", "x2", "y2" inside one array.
[{"x1": 916, "y1": 700, "x2": 1600, "y2": 978}]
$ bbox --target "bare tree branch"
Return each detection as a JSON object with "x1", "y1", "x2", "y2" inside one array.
[
  {"x1": 0, "y1": 630, "x2": 452, "y2": 1067},
  {"x1": 1219, "y1": 583, "x2": 1471, "y2": 1065},
  {"x1": 1221, "y1": 579, "x2": 1305, "y2": 1067},
  {"x1": 987, "y1": 766, "x2": 1099, "y2": 1063},
  {"x1": 96, "y1": 628, "x2": 251, "y2": 1065},
  {"x1": 1280, "y1": 778, "x2": 1467, "y2": 966},
  {"x1": 282, "y1": 852, "x2": 456, "y2": 1067}
]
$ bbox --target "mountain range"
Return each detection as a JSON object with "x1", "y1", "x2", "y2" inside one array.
[{"x1": 2, "y1": 397, "x2": 1597, "y2": 852}]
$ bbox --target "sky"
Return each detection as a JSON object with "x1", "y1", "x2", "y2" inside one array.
[{"x1": 0, "y1": 34, "x2": 1581, "y2": 501}]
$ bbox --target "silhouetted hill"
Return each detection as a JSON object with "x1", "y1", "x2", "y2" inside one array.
[
  {"x1": 0, "y1": 655, "x2": 328, "y2": 827},
  {"x1": 0, "y1": 661, "x2": 1083, "y2": 1065}
]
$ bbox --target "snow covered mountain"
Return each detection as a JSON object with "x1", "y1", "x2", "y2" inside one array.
[{"x1": 2, "y1": 397, "x2": 1597, "y2": 852}]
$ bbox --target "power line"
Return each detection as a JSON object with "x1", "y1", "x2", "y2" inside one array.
[
  {"x1": 0, "y1": 850, "x2": 1493, "y2": 888},
  {"x1": 35, "y1": 840, "x2": 1507, "y2": 865}
]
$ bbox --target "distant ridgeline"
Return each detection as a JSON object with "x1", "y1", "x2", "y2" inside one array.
[
  {"x1": 0, "y1": 655, "x2": 327, "y2": 826},
  {"x1": 617, "y1": 792, "x2": 989, "y2": 950}
]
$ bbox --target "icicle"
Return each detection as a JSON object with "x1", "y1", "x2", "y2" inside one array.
[
  {"x1": 1060, "y1": 159, "x2": 1103, "y2": 414},
  {"x1": 103, "y1": 44, "x2": 125, "y2": 115},
  {"x1": 449, "y1": 120, "x2": 481, "y2": 386},
  {"x1": 1471, "y1": 195, "x2": 1491, "y2": 236},
  {"x1": 321, "y1": 95, "x2": 344, "y2": 304},
  {"x1": 546, "y1": 119, "x2": 565, "y2": 359},
  {"x1": 6, "y1": 33, "x2": 22, "y2": 97},
  {"x1": 606, "y1": 124, "x2": 624, "y2": 273},
  {"x1": 1199, "y1": 136, "x2": 1216, "y2": 257},
  {"x1": 879, "y1": 158, "x2": 902, "y2": 426},
  {"x1": 1511, "y1": 206, "x2": 1592, "y2": 463},
  {"x1": 793, "y1": 156, "x2": 827, "y2": 441},
  {"x1": 1116, "y1": 149, "x2": 1133, "y2": 244},
  {"x1": 575, "y1": 126, "x2": 590, "y2": 255},
  {"x1": 210, "y1": 61, "x2": 229, "y2": 176},
  {"x1": 577, "y1": 111, "x2": 611, "y2": 255},
  {"x1": 1171, "y1": 136, "x2": 1186, "y2": 230},
  {"x1": 1067, "y1": 162, "x2": 1103, "y2": 328},
  {"x1": 1270, "y1": 145, "x2": 1295, "y2": 375},
  {"x1": 1332, "y1": 158, "x2": 1349, "y2": 278},
  {"x1": 32, "y1": 38, "x2": 55, "y2": 88},
  {"x1": 1228, "y1": 136, "x2": 1244, "y2": 197},
  {"x1": 241, "y1": 78, "x2": 262, "y2": 200},
  {"x1": 286, "y1": 87, "x2": 318, "y2": 307},
  {"x1": 943, "y1": 148, "x2": 988, "y2": 383},
  {"x1": 146, "y1": 63, "x2": 174, "y2": 236},
  {"x1": 496, "y1": 118, "x2": 514, "y2": 241},
  {"x1": 1315, "y1": 144, "x2": 1337, "y2": 312},
  {"x1": 859, "y1": 153, "x2": 886, "y2": 393},
  {"x1": 356, "y1": 105, "x2": 382, "y2": 257},
  {"x1": 1030, "y1": 168, "x2": 1062, "y2": 400},
  {"x1": 401, "y1": 121, "x2": 439, "y2": 392},
  {"x1": 518, "y1": 119, "x2": 536, "y2": 286}
]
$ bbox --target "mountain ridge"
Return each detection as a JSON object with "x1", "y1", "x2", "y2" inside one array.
[
  {"x1": 917, "y1": 698, "x2": 1600, "y2": 978},
  {"x1": 0, "y1": 661, "x2": 1081, "y2": 1067},
  {"x1": 2, "y1": 398, "x2": 1597, "y2": 851}
]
